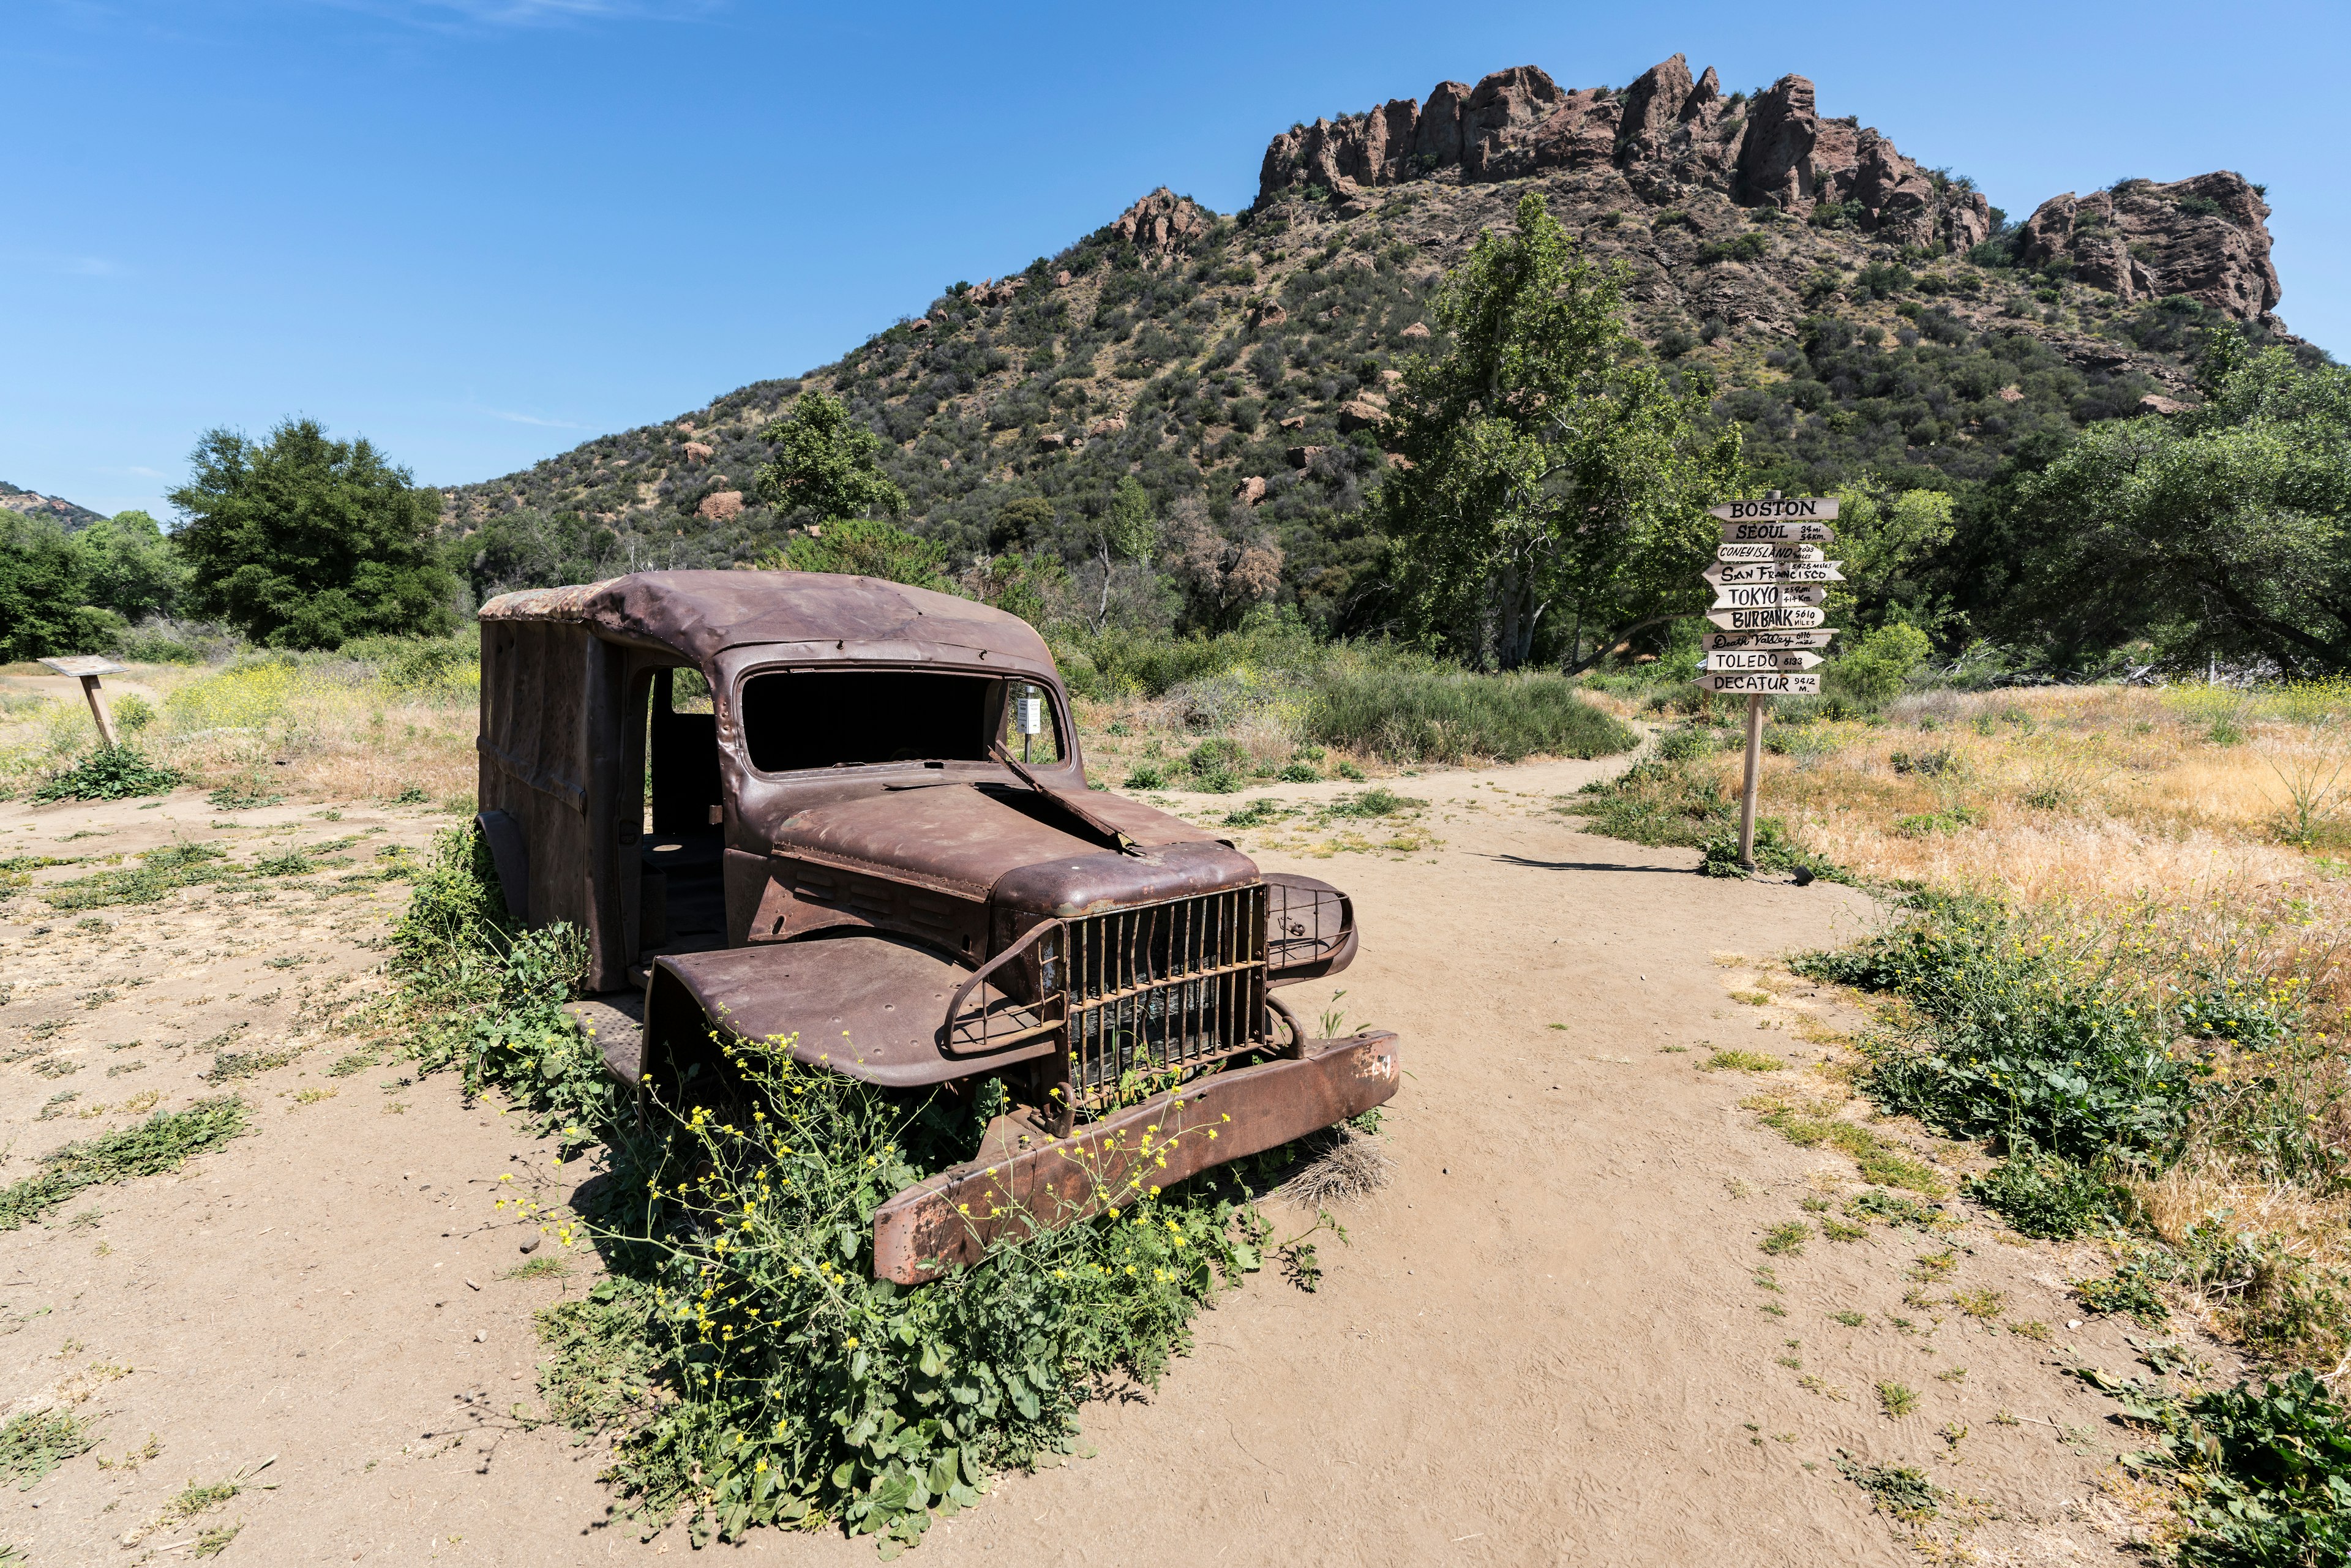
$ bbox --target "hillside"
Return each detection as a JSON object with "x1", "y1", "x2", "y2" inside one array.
[
  {"x1": 443, "y1": 53, "x2": 2310, "y2": 632},
  {"x1": 1, "y1": 479, "x2": 106, "y2": 530}
]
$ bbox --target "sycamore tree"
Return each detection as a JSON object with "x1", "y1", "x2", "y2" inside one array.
[
  {"x1": 753, "y1": 390, "x2": 906, "y2": 522},
  {"x1": 169, "y1": 419, "x2": 456, "y2": 650},
  {"x1": 2005, "y1": 339, "x2": 2351, "y2": 671},
  {"x1": 1376, "y1": 191, "x2": 1742, "y2": 670}
]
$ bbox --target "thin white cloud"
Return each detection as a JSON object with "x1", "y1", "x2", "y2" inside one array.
[
  {"x1": 474, "y1": 405, "x2": 588, "y2": 429},
  {"x1": 326, "y1": 0, "x2": 719, "y2": 26},
  {"x1": 62, "y1": 255, "x2": 128, "y2": 277}
]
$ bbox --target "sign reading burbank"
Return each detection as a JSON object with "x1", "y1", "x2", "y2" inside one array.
[
  {"x1": 1709, "y1": 497, "x2": 1839, "y2": 521},
  {"x1": 1708, "y1": 605, "x2": 1828, "y2": 630},
  {"x1": 1716, "y1": 541, "x2": 1825, "y2": 563},
  {"x1": 1703, "y1": 629, "x2": 1837, "y2": 651},
  {"x1": 1699, "y1": 671, "x2": 1822, "y2": 694},
  {"x1": 1712, "y1": 583, "x2": 1829, "y2": 609},
  {"x1": 1721, "y1": 520, "x2": 1835, "y2": 544},
  {"x1": 1704, "y1": 650, "x2": 1823, "y2": 672}
]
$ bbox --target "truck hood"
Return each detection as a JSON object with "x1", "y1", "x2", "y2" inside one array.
[{"x1": 770, "y1": 781, "x2": 1257, "y2": 917}]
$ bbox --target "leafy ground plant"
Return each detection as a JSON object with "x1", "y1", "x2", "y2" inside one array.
[
  {"x1": 0, "y1": 1097, "x2": 250, "y2": 1229},
  {"x1": 0, "y1": 1410, "x2": 95, "y2": 1489},
  {"x1": 2116, "y1": 1369, "x2": 2351, "y2": 1565},
  {"x1": 32, "y1": 745, "x2": 184, "y2": 803}
]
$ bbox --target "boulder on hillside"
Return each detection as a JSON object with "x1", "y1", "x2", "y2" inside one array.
[
  {"x1": 1285, "y1": 445, "x2": 1327, "y2": 468},
  {"x1": 697, "y1": 490, "x2": 744, "y2": 522},
  {"x1": 1278, "y1": 414, "x2": 1308, "y2": 430},
  {"x1": 1337, "y1": 399, "x2": 1388, "y2": 432},
  {"x1": 682, "y1": 442, "x2": 714, "y2": 465},
  {"x1": 2017, "y1": 173, "x2": 2281, "y2": 321},
  {"x1": 1088, "y1": 415, "x2": 1127, "y2": 437},
  {"x1": 1234, "y1": 475, "x2": 1269, "y2": 506},
  {"x1": 1113, "y1": 188, "x2": 1212, "y2": 257},
  {"x1": 1401, "y1": 321, "x2": 1431, "y2": 340},
  {"x1": 1036, "y1": 431, "x2": 1068, "y2": 452}
]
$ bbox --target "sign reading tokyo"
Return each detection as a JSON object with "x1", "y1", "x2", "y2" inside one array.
[
  {"x1": 1709, "y1": 497, "x2": 1839, "y2": 522},
  {"x1": 1712, "y1": 583, "x2": 1829, "y2": 610}
]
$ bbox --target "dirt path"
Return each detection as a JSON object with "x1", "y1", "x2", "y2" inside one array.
[{"x1": 0, "y1": 762, "x2": 2201, "y2": 1565}]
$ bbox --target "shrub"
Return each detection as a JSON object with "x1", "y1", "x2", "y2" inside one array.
[
  {"x1": 31, "y1": 745, "x2": 184, "y2": 803},
  {"x1": 1804, "y1": 894, "x2": 2205, "y2": 1164},
  {"x1": 1967, "y1": 1155, "x2": 2123, "y2": 1239},
  {"x1": 1307, "y1": 670, "x2": 1634, "y2": 763},
  {"x1": 1695, "y1": 231, "x2": 1769, "y2": 266},
  {"x1": 2123, "y1": 1371, "x2": 2351, "y2": 1565},
  {"x1": 1829, "y1": 623, "x2": 1932, "y2": 708}
]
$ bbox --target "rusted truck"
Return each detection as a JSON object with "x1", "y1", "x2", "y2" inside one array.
[{"x1": 473, "y1": 571, "x2": 1397, "y2": 1282}]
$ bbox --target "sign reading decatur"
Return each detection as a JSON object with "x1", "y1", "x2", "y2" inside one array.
[{"x1": 1698, "y1": 672, "x2": 1823, "y2": 694}]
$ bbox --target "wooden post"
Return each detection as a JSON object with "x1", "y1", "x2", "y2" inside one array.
[
  {"x1": 78, "y1": 675, "x2": 120, "y2": 748},
  {"x1": 37, "y1": 656, "x2": 129, "y2": 749},
  {"x1": 1738, "y1": 693, "x2": 1764, "y2": 870}
]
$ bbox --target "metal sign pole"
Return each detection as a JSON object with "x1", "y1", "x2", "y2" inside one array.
[{"x1": 1738, "y1": 693, "x2": 1763, "y2": 870}]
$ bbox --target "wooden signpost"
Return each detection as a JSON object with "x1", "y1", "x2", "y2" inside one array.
[
  {"x1": 37, "y1": 655, "x2": 129, "y2": 748},
  {"x1": 1699, "y1": 494, "x2": 1841, "y2": 870}
]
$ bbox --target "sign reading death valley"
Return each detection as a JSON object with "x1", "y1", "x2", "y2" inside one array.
[{"x1": 1693, "y1": 496, "x2": 1842, "y2": 871}]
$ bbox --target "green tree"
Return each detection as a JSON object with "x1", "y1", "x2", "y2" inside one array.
[
  {"x1": 1375, "y1": 192, "x2": 1742, "y2": 669},
  {"x1": 80, "y1": 509, "x2": 189, "y2": 621},
  {"x1": 753, "y1": 391, "x2": 906, "y2": 522},
  {"x1": 0, "y1": 512, "x2": 121, "y2": 661},
  {"x1": 1087, "y1": 476, "x2": 1160, "y2": 629},
  {"x1": 1827, "y1": 482, "x2": 1957, "y2": 635},
  {"x1": 2004, "y1": 341, "x2": 2351, "y2": 670},
  {"x1": 762, "y1": 518, "x2": 949, "y2": 590},
  {"x1": 168, "y1": 419, "x2": 457, "y2": 650}
]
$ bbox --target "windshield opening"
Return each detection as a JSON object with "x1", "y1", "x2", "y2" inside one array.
[{"x1": 741, "y1": 669, "x2": 1015, "y2": 773}]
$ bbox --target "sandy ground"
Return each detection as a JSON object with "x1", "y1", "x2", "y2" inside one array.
[{"x1": 0, "y1": 759, "x2": 2210, "y2": 1566}]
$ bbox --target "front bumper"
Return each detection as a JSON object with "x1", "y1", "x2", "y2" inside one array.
[{"x1": 871, "y1": 1029, "x2": 1400, "y2": 1283}]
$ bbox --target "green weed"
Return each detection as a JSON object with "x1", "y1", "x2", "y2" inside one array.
[
  {"x1": 2112, "y1": 1369, "x2": 2351, "y2": 1564},
  {"x1": 31, "y1": 746, "x2": 183, "y2": 803},
  {"x1": 1760, "y1": 1221, "x2": 1811, "y2": 1256},
  {"x1": 0, "y1": 1410, "x2": 95, "y2": 1488},
  {"x1": 1877, "y1": 1381, "x2": 1921, "y2": 1417},
  {"x1": 1702, "y1": 1049, "x2": 1782, "y2": 1073},
  {"x1": 0, "y1": 1097, "x2": 250, "y2": 1230},
  {"x1": 1834, "y1": 1451, "x2": 1938, "y2": 1521}
]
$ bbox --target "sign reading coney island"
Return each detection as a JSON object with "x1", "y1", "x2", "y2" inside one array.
[
  {"x1": 1693, "y1": 495, "x2": 1842, "y2": 872},
  {"x1": 1717, "y1": 541, "x2": 1826, "y2": 563}
]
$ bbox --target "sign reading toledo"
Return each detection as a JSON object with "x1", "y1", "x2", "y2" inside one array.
[{"x1": 1697, "y1": 495, "x2": 1842, "y2": 870}]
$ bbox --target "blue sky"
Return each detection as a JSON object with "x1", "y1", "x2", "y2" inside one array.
[{"x1": 7, "y1": 0, "x2": 2345, "y2": 519}]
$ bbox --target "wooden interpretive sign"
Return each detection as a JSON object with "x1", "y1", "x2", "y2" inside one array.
[{"x1": 1698, "y1": 672, "x2": 1822, "y2": 695}]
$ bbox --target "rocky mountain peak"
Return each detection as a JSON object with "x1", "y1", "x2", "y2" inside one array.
[{"x1": 1256, "y1": 54, "x2": 2283, "y2": 324}]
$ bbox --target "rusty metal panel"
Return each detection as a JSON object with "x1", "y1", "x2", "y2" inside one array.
[
  {"x1": 872, "y1": 1030, "x2": 1400, "y2": 1283},
  {"x1": 641, "y1": 937, "x2": 1059, "y2": 1091},
  {"x1": 1264, "y1": 873, "x2": 1358, "y2": 986}
]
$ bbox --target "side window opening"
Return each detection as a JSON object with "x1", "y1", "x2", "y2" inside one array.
[{"x1": 997, "y1": 679, "x2": 1065, "y2": 766}]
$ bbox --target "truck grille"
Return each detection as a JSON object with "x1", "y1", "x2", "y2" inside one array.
[{"x1": 1054, "y1": 886, "x2": 1267, "y2": 1119}]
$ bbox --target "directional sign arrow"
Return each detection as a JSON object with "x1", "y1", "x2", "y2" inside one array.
[
  {"x1": 1703, "y1": 629, "x2": 1839, "y2": 651},
  {"x1": 1717, "y1": 542, "x2": 1826, "y2": 563},
  {"x1": 1720, "y1": 520, "x2": 1835, "y2": 545},
  {"x1": 1704, "y1": 650, "x2": 1824, "y2": 672},
  {"x1": 1704, "y1": 560, "x2": 1845, "y2": 585},
  {"x1": 1712, "y1": 583, "x2": 1829, "y2": 610},
  {"x1": 1709, "y1": 497, "x2": 1839, "y2": 522},
  {"x1": 1708, "y1": 606, "x2": 1828, "y2": 631},
  {"x1": 1698, "y1": 671, "x2": 1822, "y2": 695}
]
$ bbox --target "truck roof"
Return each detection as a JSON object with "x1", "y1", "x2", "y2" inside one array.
[{"x1": 477, "y1": 569, "x2": 1056, "y2": 674}]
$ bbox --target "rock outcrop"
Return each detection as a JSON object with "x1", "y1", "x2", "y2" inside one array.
[
  {"x1": 1257, "y1": 56, "x2": 1986, "y2": 252},
  {"x1": 2015, "y1": 173, "x2": 2280, "y2": 321},
  {"x1": 1112, "y1": 188, "x2": 1212, "y2": 257}
]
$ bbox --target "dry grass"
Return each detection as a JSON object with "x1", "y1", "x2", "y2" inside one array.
[{"x1": 0, "y1": 658, "x2": 478, "y2": 807}]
